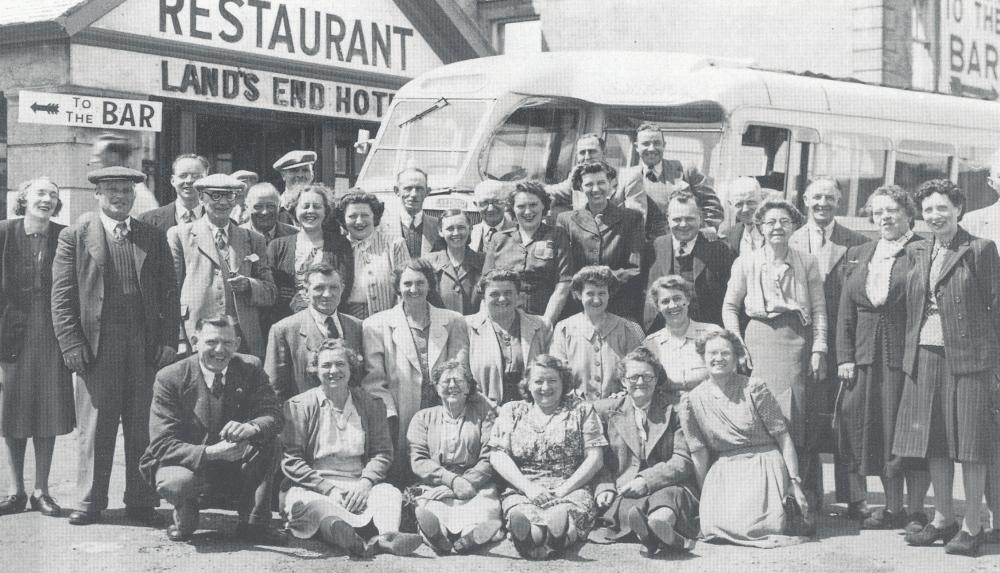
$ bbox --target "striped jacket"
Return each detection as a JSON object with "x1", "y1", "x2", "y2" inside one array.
[{"x1": 348, "y1": 229, "x2": 410, "y2": 315}]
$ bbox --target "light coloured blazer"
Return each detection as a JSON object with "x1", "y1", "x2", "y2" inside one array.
[
  {"x1": 465, "y1": 309, "x2": 551, "y2": 405},
  {"x1": 362, "y1": 303, "x2": 470, "y2": 443},
  {"x1": 351, "y1": 229, "x2": 410, "y2": 315},
  {"x1": 167, "y1": 217, "x2": 276, "y2": 358},
  {"x1": 469, "y1": 218, "x2": 515, "y2": 254}
]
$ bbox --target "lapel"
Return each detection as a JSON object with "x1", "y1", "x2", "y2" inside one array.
[
  {"x1": 690, "y1": 236, "x2": 706, "y2": 279},
  {"x1": 422, "y1": 214, "x2": 439, "y2": 253},
  {"x1": 129, "y1": 220, "x2": 148, "y2": 278},
  {"x1": 609, "y1": 396, "x2": 643, "y2": 459},
  {"x1": 181, "y1": 358, "x2": 212, "y2": 433},
  {"x1": 658, "y1": 235, "x2": 675, "y2": 275},
  {"x1": 427, "y1": 305, "x2": 449, "y2": 369},
  {"x1": 192, "y1": 218, "x2": 224, "y2": 269},
  {"x1": 570, "y1": 209, "x2": 600, "y2": 237},
  {"x1": 388, "y1": 305, "x2": 422, "y2": 372},
  {"x1": 789, "y1": 226, "x2": 809, "y2": 254},
  {"x1": 827, "y1": 223, "x2": 849, "y2": 269},
  {"x1": 83, "y1": 214, "x2": 109, "y2": 269},
  {"x1": 297, "y1": 310, "x2": 325, "y2": 353},
  {"x1": 468, "y1": 311, "x2": 504, "y2": 364},
  {"x1": 934, "y1": 228, "x2": 973, "y2": 289},
  {"x1": 848, "y1": 241, "x2": 877, "y2": 307},
  {"x1": 518, "y1": 310, "x2": 539, "y2": 362},
  {"x1": 228, "y1": 226, "x2": 251, "y2": 274},
  {"x1": 643, "y1": 392, "x2": 673, "y2": 459},
  {"x1": 909, "y1": 239, "x2": 931, "y2": 303}
]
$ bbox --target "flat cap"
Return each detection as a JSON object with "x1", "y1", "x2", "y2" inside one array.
[
  {"x1": 193, "y1": 173, "x2": 244, "y2": 191},
  {"x1": 87, "y1": 166, "x2": 146, "y2": 184},
  {"x1": 272, "y1": 150, "x2": 316, "y2": 171},
  {"x1": 230, "y1": 170, "x2": 259, "y2": 181}
]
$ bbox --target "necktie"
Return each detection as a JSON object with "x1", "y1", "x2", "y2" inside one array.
[
  {"x1": 678, "y1": 240, "x2": 689, "y2": 257},
  {"x1": 817, "y1": 226, "x2": 826, "y2": 248},
  {"x1": 215, "y1": 228, "x2": 227, "y2": 252},
  {"x1": 484, "y1": 227, "x2": 496, "y2": 246},
  {"x1": 113, "y1": 222, "x2": 128, "y2": 242},
  {"x1": 182, "y1": 210, "x2": 194, "y2": 224},
  {"x1": 324, "y1": 315, "x2": 340, "y2": 339},
  {"x1": 212, "y1": 372, "x2": 224, "y2": 398},
  {"x1": 646, "y1": 170, "x2": 658, "y2": 183}
]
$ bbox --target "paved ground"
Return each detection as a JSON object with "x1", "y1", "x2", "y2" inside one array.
[{"x1": 3, "y1": 430, "x2": 1000, "y2": 572}]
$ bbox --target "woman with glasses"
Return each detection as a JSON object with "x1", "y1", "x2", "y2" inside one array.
[{"x1": 592, "y1": 347, "x2": 699, "y2": 555}]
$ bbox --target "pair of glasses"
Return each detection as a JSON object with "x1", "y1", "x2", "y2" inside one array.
[
  {"x1": 760, "y1": 219, "x2": 794, "y2": 228},
  {"x1": 623, "y1": 374, "x2": 656, "y2": 384},
  {"x1": 439, "y1": 378, "x2": 469, "y2": 388},
  {"x1": 200, "y1": 190, "x2": 238, "y2": 201},
  {"x1": 479, "y1": 200, "x2": 508, "y2": 208}
]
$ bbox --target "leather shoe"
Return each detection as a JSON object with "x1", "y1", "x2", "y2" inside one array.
[
  {"x1": 125, "y1": 507, "x2": 165, "y2": 527},
  {"x1": 627, "y1": 506, "x2": 658, "y2": 554},
  {"x1": 322, "y1": 517, "x2": 368, "y2": 557},
  {"x1": 944, "y1": 529, "x2": 984, "y2": 556},
  {"x1": 235, "y1": 522, "x2": 289, "y2": 546},
  {"x1": 546, "y1": 505, "x2": 570, "y2": 551},
  {"x1": 453, "y1": 519, "x2": 502, "y2": 553},
  {"x1": 166, "y1": 524, "x2": 193, "y2": 542},
  {"x1": 415, "y1": 507, "x2": 451, "y2": 555},
  {"x1": 905, "y1": 522, "x2": 961, "y2": 546},
  {"x1": 862, "y1": 508, "x2": 906, "y2": 530},
  {"x1": 845, "y1": 501, "x2": 870, "y2": 520},
  {"x1": 374, "y1": 531, "x2": 424, "y2": 556},
  {"x1": 29, "y1": 493, "x2": 62, "y2": 517},
  {"x1": 904, "y1": 512, "x2": 929, "y2": 534},
  {"x1": 68, "y1": 510, "x2": 101, "y2": 525},
  {"x1": 0, "y1": 493, "x2": 28, "y2": 516},
  {"x1": 985, "y1": 528, "x2": 1000, "y2": 544}
]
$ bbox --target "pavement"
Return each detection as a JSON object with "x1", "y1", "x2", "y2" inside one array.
[{"x1": 3, "y1": 429, "x2": 1000, "y2": 572}]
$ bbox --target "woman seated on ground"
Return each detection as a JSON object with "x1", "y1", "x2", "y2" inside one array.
[
  {"x1": 407, "y1": 358, "x2": 503, "y2": 554},
  {"x1": 281, "y1": 338, "x2": 423, "y2": 557},
  {"x1": 592, "y1": 347, "x2": 700, "y2": 556},
  {"x1": 487, "y1": 355, "x2": 607, "y2": 559},
  {"x1": 679, "y1": 329, "x2": 810, "y2": 548}
]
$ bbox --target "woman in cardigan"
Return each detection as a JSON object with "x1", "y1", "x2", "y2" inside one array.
[
  {"x1": 407, "y1": 359, "x2": 502, "y2": 554},
  {"x1": 0, "y1": 178, "x2": 72, "y2": 517},
  {"x1": 282, "y1": 338, "x2": 423, "y2": 557}
]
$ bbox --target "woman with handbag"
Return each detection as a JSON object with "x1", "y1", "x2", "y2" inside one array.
[{"x1": 0, "y1": 178, "x2": 73, "y2": 517}]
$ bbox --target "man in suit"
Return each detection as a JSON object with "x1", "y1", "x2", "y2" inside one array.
[
  {"x1": 395, "y1": 167, "x2": 445, "y2": 258},
  {"x1": 139, "y1": 315, "x2": 286, "y2": 544},
  {"x1": 643, "y1": 192, "x2": 733, "y2": 332},
  {"x1": 789, "y1": 177, "x2": 869, "y2": 518},
  {"x1": 273, "y1": 150, "x2": 316, "y2": 225},
  {"x1": 138, "y1": 154, "x2": 209, "y2": 233},
  {"x1": 265, "y1": 262, "x2": 363, "y2": 402},
  {"x1": 241, "y1": 183, "x2": 297, "y2": 244},
  {"x1": 469, "y1": 179, "x2": 514, "y2": 253},
  {"x1": 723, "y1": 176, "x2": 766, "y2": 255},
  {"x1": 168, "y1": 174, "x2": 276, "y2": 359},
  {"x1": 51, "y1": 166, "x2": 181, "y2": 526}
]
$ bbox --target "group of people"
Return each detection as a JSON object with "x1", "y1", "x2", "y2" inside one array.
[{"x1": 2, "y1": 124, "x2": 1000, "y2": 560}]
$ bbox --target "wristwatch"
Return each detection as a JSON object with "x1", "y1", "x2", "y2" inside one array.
[{"x1": 789, "y1": 475, "x2": 803, "y2": 485}]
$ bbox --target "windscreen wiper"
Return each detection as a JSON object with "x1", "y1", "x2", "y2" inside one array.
[{"x1": 398, "y1": 98, "x2": 449, "y2": 127}]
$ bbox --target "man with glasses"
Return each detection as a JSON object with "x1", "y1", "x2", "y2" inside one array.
[
  {"x1": 139, "y1": 154, "x2": 210, "y2": 233},
  {"x1": 469, "y1": 179, "x2": 514, "y2": 253},
  {"x1": 167, "y1": 174, "x2": 276, "y2": 359},
  {"x1": 723, "y1": 177, "x2": 767, "y2": 255}
]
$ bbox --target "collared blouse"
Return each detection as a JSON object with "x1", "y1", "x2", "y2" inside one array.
[
  {"x1": 482, "y1": 223, "x2": 573, "y2": 316},
  {"x1": 642, "y1": 320, "x2": 720, "y2": 394},
  {"x1": 550, "y1": 312, "x2": 645, "y2": 400}
]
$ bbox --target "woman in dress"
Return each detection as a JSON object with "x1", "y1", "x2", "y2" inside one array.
[
  {"x1": 894, "y1": 179, "x2": 1000, "y2": 556},
  {"x1": 282, "y1": 338, "x2": 424, "y2": 557},
  {"x1": 337, "y1": 190, "x2": 410, "y2": 320},
  {"x1": 0, "y1": 177, "x2": 73, "y2": 517},
  {"x1": 487, "y1": 354, "x2": 607, "y2": 559},
  {"x1": 362, "y1": 258, "x2": 469, "y2": 478},
  {"x1": 407, "y1": 359, "x2": 503, "y2": 554},
  {"x1": 425, "y1": 209, "x2": 483, "y2": 315},
  {"x1": 466, "y1": 269, "x2": 551, "y2": 406},
  {"x1": 266, "y1": 184, "x2": 352, "y2": 322},
  {"x1": 680, "y1": 329, "x2": 809, "y2": 548},
  {"x1": 642, "y1": 275, "x2": 719, "y2": 398},
  {"x1": 835, "y1": 185, "x2": 930, "y2": 530},
  {"x1": 550, "y1": 266, "x2": 645, "y2": 400},
  {"x1": 593, "y1": 347, "x2": 700, "y2": 555},
  {"x1": 482, "y1": 180, "x2": 574, "y2": 326}
]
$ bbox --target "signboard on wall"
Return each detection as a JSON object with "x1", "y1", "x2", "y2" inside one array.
[
  {"x1": 17, "y1": 90, "x2": 163, "y2": 131},
  {"x1": 941, "y1": 0, "x2": 1000, "y2": 99}
]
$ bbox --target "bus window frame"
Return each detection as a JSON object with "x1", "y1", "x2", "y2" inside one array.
[{"x1": 812, "y1": 131, "x2": 892, "y2": 218}]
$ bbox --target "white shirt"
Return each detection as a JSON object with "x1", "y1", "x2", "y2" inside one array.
[
  {"x1": 98, "y1": 211, "x2": 132, "y2": 237},
  {"x1": 642, "y1": 162, "x2": 663, "y2": 182},
  {"x1": 805, "y1": 219, "x2": 835, "y2": 276},
  {"x1": 672, "y1": 233, "x2": 698, "y2": 258},
  {"x1": 174, "y1": 202, "x2": 203, "y2": 225},
  {"x1": 399, "y1": 210, "x2": 424, "y2": 229},
  {"x1": 866, "y1": 230, "x2": 914, "y2": 307},
  {"x1": 199, "y1": 362, "x2": 229, "y2": 394},
  {"x1": 309, "y1": 307, "x2": 344, "y2": 338}
]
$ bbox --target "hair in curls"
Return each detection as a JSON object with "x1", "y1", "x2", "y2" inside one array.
[
  {"x1": 518, "y1": 354, "x2": 576, "y2": 403},
  {"x1": 431, "y1": 356, "x2": 479, "y2": 396},
  {"x1": 694, "y1": 329, "x2": 746, "y2": 362},
  {"x1": 15, "y1": 177, "x2": 63, "y2": 217},
  {"x1": 307, "y1": 338, "x2": 365, "y2": 387},
  {"x1": 337, "y1": 189, "x2": 385, "y2": 227},
  {"x1": 570, "y1": 265, "x2": 619, "y2": 296},
  {"x1": 287, "y1": 183, "x2": 335, "y2": 223},
  {"x1": 571, "y1": 160, "x2": 618, "y2": 192},
  {"x1": 508, "y1": 180, "x2": 552, "y2": 217},
  {"x1": 614, "y1": 346, "x2": 668, "y2": 390},
  {"x1": 752, "y1": 199, "x2": 805, "y2": 228},
  {"x1": 863, "y1": 184, "x2": 917, "y2": 228},
  {"x1": 647, "y1": 274, "x2": 695, "y2": 307},
  {"x1": 392, "y1": 258, "x2": 438, "y2": 296},
  {"x1": 477, "y1": 268, "x2": 523, "y2": 296},
  {"x1": 915, "y1": 179, "x2": 966, "y2": 220}
]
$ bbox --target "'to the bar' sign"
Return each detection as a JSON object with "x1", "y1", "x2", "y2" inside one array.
[{"x1": 18, "y1": 91, "x2": 163, "y2": 132}]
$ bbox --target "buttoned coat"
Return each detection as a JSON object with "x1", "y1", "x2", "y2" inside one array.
[
  {"x1": 465, "y1": 309, "x2": 551, "y2": 405},
  {"x1": 425, "y1": 248, "x2": 483, "y2": 315},
  {"x1": 593, "y1": 390, "x2": 696, "y2": 496},
  {"x1": 361, "y1": 303, "x2": 470, "y2": 443},
  {"x1": 167, "y1": 217, "x2": 276, "y2": 358},
  {"x1": 550, "y1": 312, "x2": 645, "y2": 399},
  {"x1": 643, "y1": 234, "x2": 733, "y2": 331},
  {"x1": 138, "y1": 354, "x2": 282, "y2": 488},
  {"x1": 264, "y1": 309, "x2": 364, "y2": 403}
]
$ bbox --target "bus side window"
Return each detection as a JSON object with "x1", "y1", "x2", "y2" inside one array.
[
  {"x1": 958, "y1": 148, "x2": 998, "y2": 214},
  {"x1": 812, "y1": 134, "x2": 889, "y2": 216},
  {"x1": 603, "y1": 132, "x2": 632, "y2": 172},
  {"x1": 483, "y1": 103, "x2": 580, "y2": 183},
  {"x1": 737, "y1": 125, "x2": 790, "y2": 192},
  {"x1": 894, "y1": 151, "x2": 950, "y2": 197}
]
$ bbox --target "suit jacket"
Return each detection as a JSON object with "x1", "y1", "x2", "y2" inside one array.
[
  {"x1": 593, "y1": 390, "x2": 695, "y2": 496},
  {"x1": 240, "y1": 221, "x2": 299, "y2": 244},
  {"x1": 398, "y1": 213, "x2": 446, "y2": 257},
  {"x1": 618, "y1": 161, "x2": 724, "y2": 227},
  {"x1": 902, "y1": 227, "x2": 1000, "y2": 377},
  {"x1": 167, "y1": 217, "x2": 276, "y2": 358},
  {"x1": 137, "y1": 201, "x2": 184, "y2": 235},
  {"x1": 362, "y1": 303, "x2": 469, "y2": 441},
  {"x1": 469, "y1": 218, "x2": 514, "y2": 254},
  {"x1": 51, "y1": 212, "x2": 180, "y2": 368},
  {"x1": 836, "y1": 235, "x2": 923, "y2": 368},
  {"x1": 465, "y1": 309, "x2": 551, "y2": 405},
  {"x1": 0, "y1": 218, "x2": 62, "y2": 362},
  {"x1": 264, "y1": 309, "x2": 364, "y2": 403},
  {"x1": 643, "y1": 234, "x2": 733, "y2": 330},
  {"x1": 281, "y1": 386, "x2": 393, "y2": 492},
  {"x1": 138, "y1": 354, "x2": 282, "y2": 487},
  {"x1": 556, "y1": 204, "x2": 644, "y2": 272},
  {"x1": 425, "y1": 248, "x2": 483, "y2": 315},
  {"x1": 265, "y1": 231, "x2": 355, "y2": 322}
]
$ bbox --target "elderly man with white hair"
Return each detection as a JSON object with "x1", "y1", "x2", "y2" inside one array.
[
  {"x1": 469, "y1": 180, "x2": 514, "y2": 253},
  {"x1": 723, "y1": 177, "x2": 766, "y2": 255},
  {"x1": 240, "y1": 183, "x2": 298, "y2": 244}
]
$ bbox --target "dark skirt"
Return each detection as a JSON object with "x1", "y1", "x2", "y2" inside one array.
[
  {"x1": 596, "y1": 485, "x2": 699, "y2": 547},
  {"x1": 893, "y1": 346, "x2": 992, "y2": 463}
]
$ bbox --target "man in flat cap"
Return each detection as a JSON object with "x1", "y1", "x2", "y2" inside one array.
[
  {"x1": 51, "y1": 166, "x2": 181, "y2": 526},
  {"x1": 394, "y1": 166, "x2": 445, "y2": 258},
  {"x1": 229, "y1": 170, "x2": 259, "y2": 225},
  {"x1": 273, "y1": 150, "x2": 316, "y2": 226},
  {"x1": 168, "y1": 174, "x2": 276, "y2": 359},
  {"x1": 138, "y1": 154, "x2": 210, "y2": 234}
]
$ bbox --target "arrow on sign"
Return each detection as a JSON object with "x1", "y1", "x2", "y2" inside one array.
[
  {"x1": 949, "y1": 77, "x2": 999, "y2": 100},
  {"x1": 30, "y1": 102, "x2": 60, "y2": 114}
]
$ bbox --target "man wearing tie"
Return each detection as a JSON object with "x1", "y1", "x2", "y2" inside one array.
[
  {"x1": 469, "y1": 180, "x2": 514, "y2": 253},
  {"x1": 51, "y1": 166, "x2": 180, "y2": 526},
  {"x1": 264, "y1": 262, "x2": 363, "y2": 402},
  {"x1": 240, "y1": 183, "x2": 298, "y2": 244},
  {"x1": 139, "y1": 315, "x2": 286, "y2": 544},
  {"x1": 168, "y1": 174, "x2": 276, "y2": 359},
  {"x1": 643, "y1": 192, "x2": 733, "y2": 332},
  {"x1": 138, "y1": 154, "x2": 209, "y2": 233},
  {"x1": 723, "y1": 176, "x2": 767, "y2": 255},
  {"x1": 789, "y1": 177, "x2": 868, "y2": 517},
  {"x1": 394, "y1": 167, "x2": 445, "y2": 258}
]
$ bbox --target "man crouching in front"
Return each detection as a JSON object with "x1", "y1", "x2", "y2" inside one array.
[{"x1": 139, "y1": 315, "x2": 287, "y2": 545}]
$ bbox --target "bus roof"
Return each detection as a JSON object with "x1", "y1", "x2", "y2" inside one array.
[{"x1": 398, "y1": 51, "x2": 1000, "y2": 131}]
